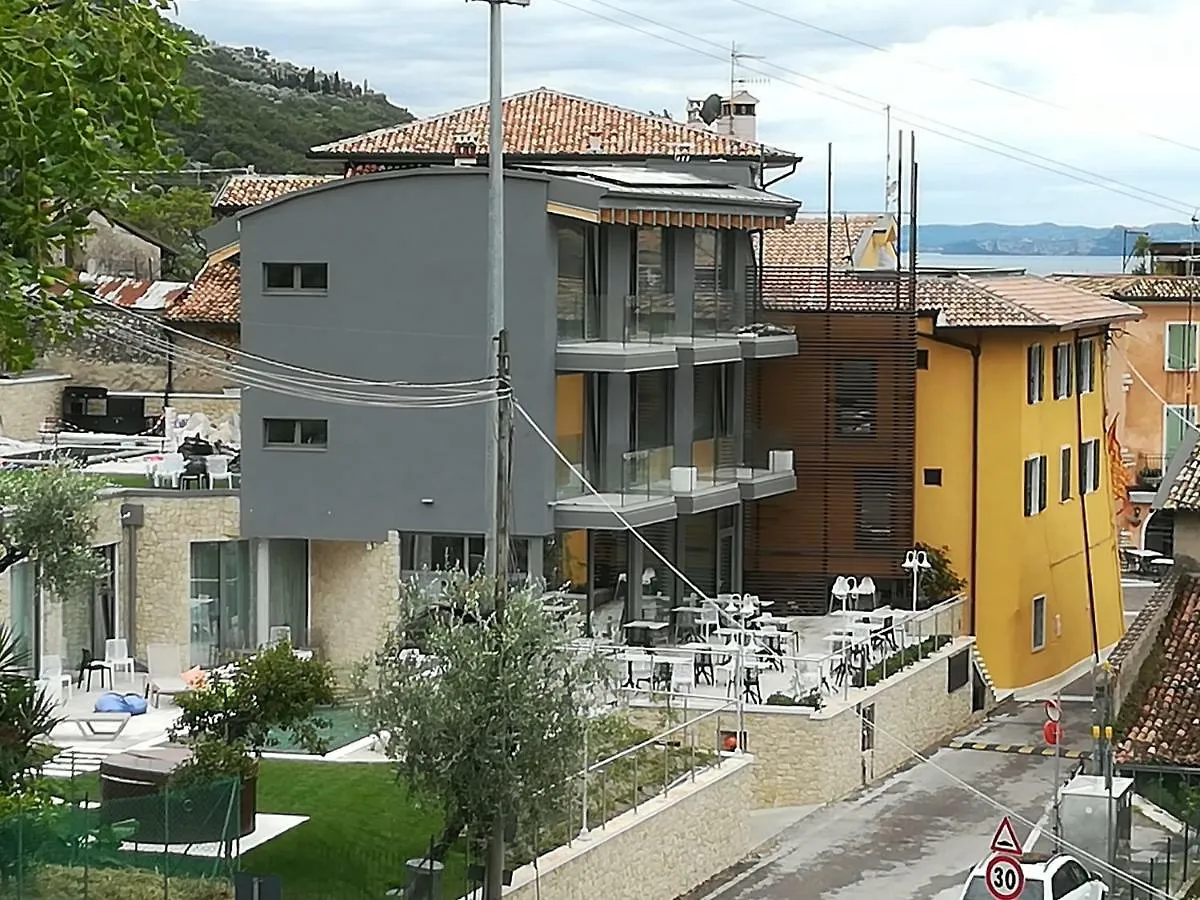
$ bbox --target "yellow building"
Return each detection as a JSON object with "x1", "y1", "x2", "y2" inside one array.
[{"x1": 914, "y1": 272, "x2": 1141, "y2": 690}]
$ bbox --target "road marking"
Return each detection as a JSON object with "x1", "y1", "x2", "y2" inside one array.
[{"x1": 948, "y1": 739, "x2": 1092, "y2": 760}]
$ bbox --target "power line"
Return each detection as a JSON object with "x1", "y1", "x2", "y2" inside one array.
[
  {"x1": 722, "y1": 0, "x2": 1200, "y2": 157},
  {"x1": 549, "y1": 0, "x2": 1197, "y2": 216}
]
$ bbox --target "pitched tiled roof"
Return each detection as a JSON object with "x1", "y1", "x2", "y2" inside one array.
[
  {"x1": 310, "y1": 88, "x2": 796, "y2": 161},
  {"x1": 1164, "y1": 436, "x2": 1200, "y2": 510},
  {"x1": 1117, "y1": 574, "x2": 1200, "y2": 767},
  {"x1": 762, "y1": 214, "x2": 883, "y2": 268},
  {"x1": 168, "y1": 257, "x2": 240, "y2": 324},
  {"x1": 926, "y1": 273, "x2": 1143, "y2": 329},
  {"x1": 212, "y1": 174, "x2": 339, "y2": 212},
  {"x1": 1048, "y1": 273, "x2": 1200, "y2": 301}
]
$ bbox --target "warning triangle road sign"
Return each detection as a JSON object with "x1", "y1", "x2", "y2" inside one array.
[{"x1": 990, "y1": 816, "x2": 1024, "y2": 855}]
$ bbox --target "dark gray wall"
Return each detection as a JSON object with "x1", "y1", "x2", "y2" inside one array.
[{"x1": 239, "y1": 169, "x2": 557, "y2": 541}]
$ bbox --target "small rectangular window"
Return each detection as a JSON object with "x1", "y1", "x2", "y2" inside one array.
[
  {"x1": 1078, "y1": 439, "x2": 1101, "y2": 494},
  {"x1": 264, "y1": 262, "x2": 329, "y2": 293},
  {"x1": 1076, "y1": 339, "x2": 1095, "y2": 393},
  {"x1": 264, "y1": 263, "x2": 295, "y2": 290},
  {"x1": 1060, "y1": 446, "x2": 1072, "y2": 502},
  {"x1": 1164, "y1": 405, "x2": 1197, "y2": 464},
  {"x1": 916, "y1": 349, "x2": 929, "y2": 370},
  {"x1": 1023, "y1": 455, "x2": 1047, "y2": 516},
  {"x1": 1052, "y1": 343, "x2": 1074, "y2": 400},
  {"x1": 1032, "y1": 595, "x2": 1047, "y2": 650},
  {"x1": 1026, "y1": 345, "x2": 1044, "y2": 404},
  {"x1": 1166, "y1": 323, "x2": 1198, "y2": 372},
  {"x1": 263, "y1": 417, "x2": 328, "y2": 449},
  {"x1": 923, "y1": 467, "x2": 942, "y2": 486}
]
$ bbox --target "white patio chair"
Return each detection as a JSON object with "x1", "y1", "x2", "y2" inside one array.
[
  {"x1": 39, "y1": 655, "x2": 72, "y2": 700},
  {"x1": 152, "y1": 453, "x2": 186, "y2": 488},
  {"x1": 102, "y1": 638, "x2": 135, "y2": 686},
  {"x1": 267, "y1": 625, "x2": 292, "y2": 647},
  {"x1": 670, "y1": 659, "x2": 694, "y2": 693},
  {"x1": 205, "y1": 454, "x2": 235, "y2": 488},
  {"x1": 146, "y1": 642, "x2": 189, "y2": 708},
  {"x1": 698, "y1": 602, "x2": 720, "y2": 641}
]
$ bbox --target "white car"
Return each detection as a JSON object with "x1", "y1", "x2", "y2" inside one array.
[{"x1": 960, "y1": 853, "x2": 1109, "y2": 900}]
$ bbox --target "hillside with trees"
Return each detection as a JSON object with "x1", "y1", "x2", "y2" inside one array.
[{"x1": 165, "y1": 34, "x2": 413, "y2": 174}]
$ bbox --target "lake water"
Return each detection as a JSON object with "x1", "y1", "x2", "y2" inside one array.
[{"x1": 918, "y1": 253, "x2": 1126, "y2": 275}]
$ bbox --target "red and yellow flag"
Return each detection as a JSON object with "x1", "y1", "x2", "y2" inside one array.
[{"x1": 1107, "y1": 415, "x2": 1131, "y2": 514}]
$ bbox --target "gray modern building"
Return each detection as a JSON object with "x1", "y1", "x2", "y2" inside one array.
[{"x1": 235, "y1": 161, "x2": 801, "y2": 631}]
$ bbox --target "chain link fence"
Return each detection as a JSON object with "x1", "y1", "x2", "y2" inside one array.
[{"x1": 1, "y1": 777, "x2": 241, "y2": 900}]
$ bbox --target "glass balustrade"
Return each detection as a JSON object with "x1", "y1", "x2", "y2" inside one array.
[{"x1": 621, "y1": 445, "x2": 675, "y2": 501}]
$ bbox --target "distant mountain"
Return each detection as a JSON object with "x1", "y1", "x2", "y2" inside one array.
[
  {"x1": 898, "y1": 222, "x2": 1198, "y2": 257},
  {"x1": 165, "y1": 35, "x2": 413, "y2": 174}
]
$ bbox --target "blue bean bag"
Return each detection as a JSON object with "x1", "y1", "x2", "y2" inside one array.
[{"x1": 94, "y1": 692, "x2": 149, "y2": 716}]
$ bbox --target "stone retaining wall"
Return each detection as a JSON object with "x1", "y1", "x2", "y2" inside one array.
[{"x1": 501, "y1": 755, "x2": 753, "y2": 900}]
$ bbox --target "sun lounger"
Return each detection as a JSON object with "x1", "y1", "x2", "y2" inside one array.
[
  {"x1": 65, "y1": 712, "x2": 131, "y2": 739},
  {"x1": 146, "y1": 643, "x2": 191, "y2": 708}
]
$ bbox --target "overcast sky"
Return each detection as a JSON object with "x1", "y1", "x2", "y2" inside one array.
[{"x1": 175, "y1": 0, "x2": 1200, "y2": 228}]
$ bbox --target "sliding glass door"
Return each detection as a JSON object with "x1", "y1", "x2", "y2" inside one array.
[
  {"x1": 268, "y1": 539, "x2": 309, "y2": 648},
  {"x1": 189, "y1": 540, "x2": 255, "y2": 667},
  {"x1": 9, "y1": 560, "x2": 37, "y2": 673}
]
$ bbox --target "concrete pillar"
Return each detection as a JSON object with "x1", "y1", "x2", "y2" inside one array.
[
  {"x1": 603, "y1": 226, "x2": 631, "y2": 341},
  {"x1": 672, "y1": 228, "x2": 695, "y2": 336},
  {"x1": 255, "y1": 538, "x2": 271, "y2": 646},
  {"x1": 732, "y1": 362, "x2": 747, "y2": 463},
  {"x1": 673, "y1": 362, "x2": 695, "y2": 466},
  {"x1": 604, "y1": 374, "x2": 630, "y2": 492}
]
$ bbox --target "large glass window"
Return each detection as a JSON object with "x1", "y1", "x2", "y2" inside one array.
[
  {"x1": 834, "y1": 359, "x2": 878, "y2": 438},
  {"x1": 399, "y1": 534, "x2": 487, "y2": 575},
  {"x1": 63, "y1": 545, "x2": 116, "y2": 663},
  {"x1": 693, "y1": 365, "x2": 736, "y2": 479},
  {"x1": 556, "y1": 373, "x2": 586, "y2": 498},
  {"x1": 189, "y1": 540, "x2": 255, "y2": 667},
  {"x1": 9, "y1": 560, "x2": 36, "y2": 671},
  {"x1": 628, "y1": 227, "x2": 674, "y2": 340},
  {"x1": 631, "y1": 370, "x2": 672, "y2": 451},
  {"x1": 555, "y1": 222, "x2": 599, "y2": 341},
  {"x1": 269, "y1": 539, "x2": 309, "y2": 648}
]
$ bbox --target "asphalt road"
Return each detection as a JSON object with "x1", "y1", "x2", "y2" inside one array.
[{"x1": 696, "y1": 734, "x2": 1059, "y2": 900}]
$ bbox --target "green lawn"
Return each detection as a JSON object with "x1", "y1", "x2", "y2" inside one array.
[{"x1": 242, "y1": 761, "x2": 468, "y2": 900}]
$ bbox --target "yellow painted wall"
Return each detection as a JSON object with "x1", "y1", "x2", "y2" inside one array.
[{"x1": 915, "y1": 328, "x2": 1125, "y2": 690}]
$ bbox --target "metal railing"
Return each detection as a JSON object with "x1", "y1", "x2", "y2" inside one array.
[{"x1": 1134, "y1": 453, "x2": 1166, "y2": 490}]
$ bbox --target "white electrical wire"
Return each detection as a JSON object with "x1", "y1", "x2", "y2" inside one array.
[
  {"x1": 855, "y1": 705, "x2": 1172, "y2": 900},
  {"x1": 80, "y1": 289, "x2": 494, "y2": 390},
  {"x1": 1112, "y1": 342, "x2": 1200, "y2": 435},
  {"x1": 96, "y1": 313, "x2": 506, "y2": 410}
]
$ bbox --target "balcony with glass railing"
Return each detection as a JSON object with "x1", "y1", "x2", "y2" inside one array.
[
  {"x1": 737, "y1": 432, "x2": 798, "y2": 501},
  {"x1": 555, "y1": 277, "x2": 600, "y2": 343},
  {"x1": 624, "y1": 293, "x2": 675, "y2": 343},
  {"x1": 553, "y1": 445, "x2": 678, "y2": 530},
  {"x1": 555, "y1": 434, "x2": 586, "y2": 500},
  {"x1": 622, "y1": 445, "x2": 675, "y2": 499},
  {"x1": 691, "y1": 289, "x2": 741, "y2": 340}
]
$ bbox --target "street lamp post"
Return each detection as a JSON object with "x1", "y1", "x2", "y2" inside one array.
[{"x1": 901, "y1": 549, "x2": 931, "y2": 613}]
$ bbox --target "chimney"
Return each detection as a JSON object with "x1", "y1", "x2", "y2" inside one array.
[
  {"x1": 452, "y1": 132, "x2": 479, "y2": 165},
  {"x1": 586, "y1": 131, "x2": 604, "y2": 153},
  {"x1": 718, "y1": 91, "x2": 758, "y2": 143}
]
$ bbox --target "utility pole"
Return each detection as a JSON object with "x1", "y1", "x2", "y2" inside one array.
[
  {"x1": 1091, "y1": 662, "x2": 1117, "y2": 889},
  {"x1": 467, "y1": 1, "x2": 527, "y2": 897}
]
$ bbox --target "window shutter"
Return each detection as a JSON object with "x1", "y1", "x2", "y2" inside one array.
[
  {"x1": 1027, "y1": 347, "x2": 1036, "y2": 404},
  {"x1": 1024, "y1": 459, "x2": 1035, "y2": 515},
  {"x1": 1051, "y1": 347, "x2": 1061, "y2": 398},
  {"x1": 1038, "y1": 457, "x2": 1047, "y2": 511},
  {"x1": 1061, "y1": 446, "x2": 1071, "y2": 501},
  {"x1": 1064, "y1": 345, "x2": 1074, "y2": 395},
  {"x1": 1078, "y1": 443, "x2": 1086, "y2": 494},
  {"x1": 1091, "y1": 440, "x2": 1101, "y2": 492}
]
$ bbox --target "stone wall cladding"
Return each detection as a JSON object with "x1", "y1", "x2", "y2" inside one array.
[
  {"x1": 0, "y1": 374, "x2": 71, "y2": 440},
  {"x1": 502, "y1": 755, "x2": 753, "y2": 900},
  {"x1": 631, "y1": 638, "x2": 978, "y2": 808},
  {"x1": 309, "y1": 534, "x2": 400, "y2": 676},
  {"x1": 92, "y1": 492, "x2": 240, "y2": 657},
  {"x1": 1109, "y1": 567, "x2": 1180, "y2": 718},
  {"x1": 43, "y1": 320, "x2": 238, "y2": 395}
]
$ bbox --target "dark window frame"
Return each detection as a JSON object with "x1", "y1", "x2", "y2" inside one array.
[
  {"x1": 834, "y1": 358, "x2": 878, "y2": 438},
  {"x1": 855, "y1": 479, "x2": 893, "y2": 549},
  {"x1": 916, "y1": 348, "x2": 929, "y2": 370},
  {"x1": 1027, "y1": 344, "x2": 1045, "y2": 404},
  {"x1": 923, "y1": 467, "x2": 942, "y2": 486},
  {"x1": 263, "y1": 262, "x2": 329, "y2": 293},
  {"x1": 263, "y1": 417, "x2": 328, "y2": 449},
  {"x1": 1060, "y1": 446, "x2": 1072, "y2": 502},
  {"x1": 1052, "y1": 342, "x2": 1074, "y2": 400}
]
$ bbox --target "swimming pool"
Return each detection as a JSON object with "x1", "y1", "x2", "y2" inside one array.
[{"x1": 266, "y1": 705, "x2": 374, "y2": 754}]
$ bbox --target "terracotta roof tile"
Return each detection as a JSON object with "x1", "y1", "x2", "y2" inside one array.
[
  {"x1": 168, "y1": 257, "x2": 240, "y2": 324},
  {"x1": 212, "y1": 174, "x2": 339, "y2": 212},
  {"x1": 1048, "y1": 273, "x2": 1200, "y2": 301},
  {"x1": 940, "y1": 273, "x2": 1142, "y2": 329},
  {"x1": 1117, "y1": 573, "x2": 1200, "y2": 767},
  {"x1": 311, "y1": 88, "x2": 796, "y2": 161},
  {"x1": 762, "y1": 214, "x2": 884, "y2": 268},
  {"x1": 1166, "y1": 438, "x2": 1200, "y2": 510}
]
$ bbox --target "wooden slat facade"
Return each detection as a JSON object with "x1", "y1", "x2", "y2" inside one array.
[{"x1": 743, "y1": 267, "x2": 918, "y2": 615}]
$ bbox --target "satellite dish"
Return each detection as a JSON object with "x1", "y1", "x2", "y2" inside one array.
[{"x1": 699, "y1": 93, "x2": 722, "y2": 125}]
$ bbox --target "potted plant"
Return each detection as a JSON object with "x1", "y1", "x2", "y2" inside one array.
[{"x1": 166, "y1": 642, "x2": 335, "y2": 836}]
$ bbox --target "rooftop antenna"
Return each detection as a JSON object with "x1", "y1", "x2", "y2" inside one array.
[{"x1": 729, "y1": 41, "x2": 767, "y2": 100}]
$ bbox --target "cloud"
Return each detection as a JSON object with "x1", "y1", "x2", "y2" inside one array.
[{"x1": 173, "y1": 0, "x2": 1200, "y2": 226}]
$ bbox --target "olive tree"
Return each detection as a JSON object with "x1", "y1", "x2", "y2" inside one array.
[
  {"x1": 361, "y1": 572, "x2": 609, "y2": 873},
  {"x1": 0, "y1": 0, "x2": 195, "y2": 371},
  {"x1": 0, "y1": 465, "x2": 103, "y2": 600}
]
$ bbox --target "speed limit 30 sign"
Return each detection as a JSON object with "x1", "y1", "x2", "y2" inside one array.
[{"x1": 985, "y1": 854, "x2": 1026, "y2": 900}]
